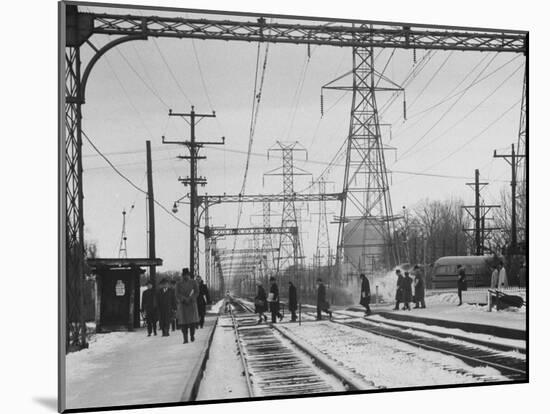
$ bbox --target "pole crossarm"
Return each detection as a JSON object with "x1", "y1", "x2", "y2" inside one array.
[
  {"x1": 198, "y1": 192, "x2": 343, "y2": 205},
  {"x1": 217, "y1": 248, "x2": 279, "y2": 255},
  {"x1": 80, "y1": 12, "x2": 526, "y2": 53},
  {"x1": 204, "y1": 226, "x2": 298, "y2": 238}
]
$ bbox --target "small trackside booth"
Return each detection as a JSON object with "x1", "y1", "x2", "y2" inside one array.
[{"x1": 88, "y1": 258, "x2": 163, "y2": 333}]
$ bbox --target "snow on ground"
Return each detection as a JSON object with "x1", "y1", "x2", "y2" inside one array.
[
  {"x1": 209, "y1": 298, "x2": 225, "y2": 314},
  {"x1": 66, "y1": 318, "x2": 217, "y2": 409},
  {"x1": 366, "y1": 314, "x2": 526, "y2": 350},
  {"x1": 196, "y1": 317, "x2": 249, "y2": 401},
  {"x1": 352, "y1": 318, "x2": 525, "y2": 359},
  {"x1": 280, "y1": 321, "x2": 508, "y2": 389},
  {"x1": 396, "y1": 302, "x2": 526, "y2": 330}
]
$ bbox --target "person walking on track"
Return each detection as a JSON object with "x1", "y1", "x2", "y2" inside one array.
[
  {"x1": 176, "y1": 268, "x2": 200, "y2": 344},
  {"x1": 457, "y1": 264, "x2": 467, "y2": 306},
  {"x1": 141, "y1": 280, "x2": 158, "y2": 336},
  {"x1": 268, "y1": 277, "x2": 283, "y2": 323},
  {"x1": 288, "y1": 281, "x2": 298, "y2": 322},
  {"x1": 195, "y1": 275, "x2": 211, "y2": 329},
  {"x1": 316, "y1": 278, "x2": 333, "y2": 320},
  {"x1": 359, "y1": 273, "x2": 372, "y2": 316},
  {"x1": 402, "y1": 272, "x2": 413, "y2": 310},
  {"x1": 393, "y1": 269, "x2": 404, "y2": 310},
  {"x1": 157, "y1": 278, "x2": 176, "y2": 337},
  {"x1": 254, "y1": 281, "x2": 268, "y2": 324},
  {"x1": 413, "y1": 265, "x2": 426, "y2": 309}
]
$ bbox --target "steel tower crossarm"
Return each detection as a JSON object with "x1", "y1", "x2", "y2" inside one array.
[{"x1": 204, "y1": 226, "x2": 298, "y2": 238}]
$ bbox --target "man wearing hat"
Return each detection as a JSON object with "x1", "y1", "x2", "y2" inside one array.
[
  {"x1": 157, "y1": 278, "x2": 176, "y2": 336},
  {"x1": 176, "y1": 268, "x2": 200, "y2": 343},
  {"x1": 316, "y1": 278, "x2": 332, "y2": 320}
]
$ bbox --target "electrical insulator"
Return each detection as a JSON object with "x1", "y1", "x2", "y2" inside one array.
[
  {"x1": 320, "y1": 93, "x2": 324, "y2": 117},
  {"x1": 307, "y1": 43, "x2": 311, "y2": 59},
  {"x1": 413, "y1": 48, "x2": 417, "y2": 64},
  {"x1": 403, "y1": 97, "x2": 407, "y2": 120}
]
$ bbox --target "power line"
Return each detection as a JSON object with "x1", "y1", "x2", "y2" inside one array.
[
  {"x1": 82, "y1": 130, "x2": 190, "y2": 228},
  {"x1": 400, "y1": 61, "x2": 524, "y2": 160},
  {"x1": 151, "y1": 37, "x2": 193, "y2": 106},
  {"x1": 115, "y1": 48, "x2": 171, "y2": 109},
  {"x1": 398, "y1": 53, "x2": 499, "y2": 159}
]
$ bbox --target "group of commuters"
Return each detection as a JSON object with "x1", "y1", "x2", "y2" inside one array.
[
  {"x1": 140, "y1": 268, "x2": 211, "y2": 344},
  {"x1": 253, "y1": 274, "x2": 375, "y2": 324},
  {"x1": 393, "y1": 265, "x2": 426, "y2": 310}
]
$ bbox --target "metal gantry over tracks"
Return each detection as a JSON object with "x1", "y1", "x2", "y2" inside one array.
[{"x1": 62, "y1": 2, "x2": 527, "y2": 348}]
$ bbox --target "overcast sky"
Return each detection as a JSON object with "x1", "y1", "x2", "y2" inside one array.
[{"x1": 77, "y1": 4, "x2": 525, "y2": 274}]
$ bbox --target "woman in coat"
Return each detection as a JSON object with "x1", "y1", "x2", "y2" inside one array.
[
  {"x1": 254, "y1": 281, "x2": 268, "y2": 324},
  {"x1": 359, "y1": 273, "x2": 372, "y2": 316},
  {"x1": 457, "y1": 265, "x2": 467, "y2": 306},
  {"x1": 268, "y1": 277, "x2": 284, "y2": 323},
  {"x1": 175, "y1": 268, "x2": 199, "y2": 343}
]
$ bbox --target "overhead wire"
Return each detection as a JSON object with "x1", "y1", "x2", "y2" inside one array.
[
  {"x1": 82, "y1": 129, "x2": 190, "y2": 228},
  {"x1": 400, "y1": 61, "x2": 524, "y2": 160},
  {"x1": 398, "y1": 53, "x2": 499, "y2": 159}
]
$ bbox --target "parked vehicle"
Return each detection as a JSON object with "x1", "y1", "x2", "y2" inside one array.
[{"x1": 431, "y1": 256, "x2": 500, "y2": 289}]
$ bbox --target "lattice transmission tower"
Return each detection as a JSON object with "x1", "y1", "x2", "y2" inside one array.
[
  {"x1": 333, "y1": 45, "x2": 403, "y2": 272},
  {"x1": 118, "y1": 209, "x2": 128, "y2": 259},
  {"x1": 314, "y1": 179, "x2": 332, "y2": 268},
  {"x1": 264, "y1": 141, "x2": 311, "y2": 275}
]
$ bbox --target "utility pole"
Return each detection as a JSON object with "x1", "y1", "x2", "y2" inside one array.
[
  {"x1": 462, "y1": 169, "x2": 500, "y2": 255},
  {"x1": 146, "y1": 140, "x2": 157, "y2": 288},
  {"x1": 494, "y1": 144, "x2": 526, "y2": 254},
  {"x1": 162, "y1": 106, "x2": 225, "y2": 277}
]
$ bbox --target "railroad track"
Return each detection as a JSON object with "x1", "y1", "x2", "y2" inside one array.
[
  {"x1": 338, "y1": 319, "x2": 526, "y2": 380},
  {"x1": 226, "y1": 297, "x2": 352, "y2": 397},
  {"x1": 299, "y1": 308, "x2": 526, "y2": 381}
]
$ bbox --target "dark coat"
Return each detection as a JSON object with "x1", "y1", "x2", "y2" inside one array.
[
  {"x1": 317, "y1": 283, "x2": 329, "y2": 310},
  {"x1": 157, "y1": 287, "x2": 176, "y2": 322},
  {"x1": 360, "y1": 277, "x2": 371, "y2": 306},
  {"x1": 255, "y1": 285, "x2": 267, "y2": 313},
  {"x1": 141, "y1": 288, "x2": 158, "y2": 319},
  {"x1": 395, "y1": 275, "x2": 404, "y2": 302},
  {"x1": 288, "y1": 284, "x2": 298, "y2": 311},
  {"x1": 458, "y1": 268, "x2": 467, "y2": 291},
  {"x1": 414, "y1": 272, "x2": 425, "y2": 300},
  {"x1": 176, "y1": 278, "x2": 199, "y2": 325},
  {"x1": 402, "y1": 276, "x2": 413, "y2": 302},
  {"x1": 197, "y1": 281, "x2": 211, "y2": 316},
  {"x1": 269, "y1": 283, "x2": 280, "y2": 312}
]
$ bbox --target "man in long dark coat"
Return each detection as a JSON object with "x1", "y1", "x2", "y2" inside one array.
[
  {"x1": 316, "y1": 278, "x2": 332, "y2": 320},
  {"x1": 169, "y1": 279, "x2": 177, "y2": 332},
  {"x1": 157, "y1": 278, "x2": 176, "y2": 336},
  {"x1": 359, "y1": 273, "x2": 372, "y2": 316},
  {"x1": 393, "y1": 269, "x2": 404, "y2": 310},
  {"x1": 268, "y1": 277, "x2": 283, "y2": 323},
  {"x1": 288, "y1": 281, "x2": 298, "y2": 322},
  {"x1": 413, "y1": 265, "x2": 426, "y2": 309},
  {"x1": 141, "y1": 280, "x2": 158, "y2": 336},
  {"x1": 402, "y1": 272, "x2": 413, "y2": 310},
  {"x1": 195, "y1": 275, "x2": 211, "y2": 329}
]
